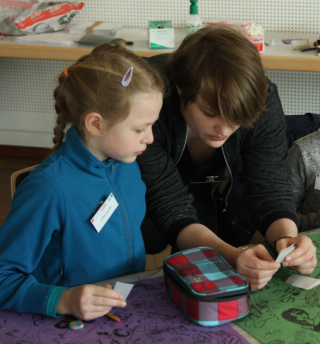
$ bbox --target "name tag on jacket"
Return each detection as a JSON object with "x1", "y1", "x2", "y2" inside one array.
[{"x1": 91, "y1": 193, "x2": 119, "y2": 233}]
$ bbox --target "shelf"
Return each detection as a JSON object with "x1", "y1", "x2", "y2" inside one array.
[
  {"x1": 261, "y1": 32, "x2": 320, "y2": 72},
  {"x1": 1, "y1": 30, "x2": 319, "y2": 71}
]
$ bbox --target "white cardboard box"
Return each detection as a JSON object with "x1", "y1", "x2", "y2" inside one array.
[{"x1": 148, "y1": 21, "x2": 174, "y2": 49}]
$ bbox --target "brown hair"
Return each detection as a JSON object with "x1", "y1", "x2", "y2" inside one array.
[
  {"x1": 53, "y1": 43, "x2": 164, "y2": 150},
  {"x1": 170, "y1": 26, "x2": 268, "y2": 128},
  {"x1": 281, "y1": 308, "x2": 310, "y2": 326}
]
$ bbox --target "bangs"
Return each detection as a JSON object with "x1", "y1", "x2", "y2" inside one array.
[{"x1": 198, "y1": 55, "x2": 266, "y2": 129}]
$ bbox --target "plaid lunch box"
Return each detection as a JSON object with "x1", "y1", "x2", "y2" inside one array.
[{"x1": 163, "y1": 247, "x2": 252, "y2": 327}]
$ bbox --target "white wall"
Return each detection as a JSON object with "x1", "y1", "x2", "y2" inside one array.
[{"x1": 1, "y1": 0, "x2": 320, "y2": 148}]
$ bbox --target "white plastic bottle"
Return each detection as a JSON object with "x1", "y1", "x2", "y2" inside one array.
[{"x1": 185, "y1": 0, "x2": 202, "y2": 35}]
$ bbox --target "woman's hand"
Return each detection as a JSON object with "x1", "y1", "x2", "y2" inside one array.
[
  {"x1": 235, "y1": 244, "x2": 280, "y2": 290},
  {"x1": 275, "y1": 235, "x2": 317, "y2": 274},
  {"x1": 56, "y1": 284, "x2": 126, "y2": 320}
]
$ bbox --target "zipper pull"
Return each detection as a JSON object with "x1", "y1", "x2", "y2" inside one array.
[
  {"x1": 248, "y1": 283, "x2": 264, "y2": 314},
  {"x1": 206, "y1": 175, "x2": 218, "y2": 182}
]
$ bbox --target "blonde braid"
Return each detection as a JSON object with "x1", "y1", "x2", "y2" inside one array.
[
  {"x1": 52, "y1": 112, "x2": 68, "y2": 151},
  {"x1": 53, "y1": 75, "x2": 70, "y2": 151}
]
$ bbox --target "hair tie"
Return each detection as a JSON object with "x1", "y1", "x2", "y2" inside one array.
[
  {"x1": 121, "y1": 66, "x2": 133, "y2": 87},
  {"x1": 64, "y1": 67, "x2": 69, "y2": 77}
]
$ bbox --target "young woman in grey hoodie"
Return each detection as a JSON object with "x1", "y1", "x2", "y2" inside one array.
[{"x1": 138, "y1": 26, "x2": 317, "y2": 290}]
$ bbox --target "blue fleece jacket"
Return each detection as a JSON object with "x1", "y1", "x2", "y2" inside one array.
[{"x1": 0, "y1": 125, "x2": 146, "y2": 316}]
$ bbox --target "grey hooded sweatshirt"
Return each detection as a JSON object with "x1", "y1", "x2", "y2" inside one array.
[{"x1": 289, "y1": 129, "x2": 320, "y2": 232}]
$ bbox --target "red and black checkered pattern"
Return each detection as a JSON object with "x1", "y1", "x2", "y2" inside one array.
[
  {"x1": 165, "y1": 247, "x2": 247, "y2": 297},
  {"x1": 163, "y1": 247, "x2": 250, "y2": 326}
]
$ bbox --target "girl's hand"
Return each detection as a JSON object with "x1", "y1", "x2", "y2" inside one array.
[
  {"x1": 275, "y1": 235, "x2": 317, "y2": 274},
  {"x1": 56, "y1": 284, "x2": 126, "y2": 320},
  {"x1": 236, "y1": 244, "x2": 280, "y2": 290}
]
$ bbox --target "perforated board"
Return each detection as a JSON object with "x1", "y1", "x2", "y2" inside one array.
[
  {"x1": 72, "y1": 0, "x2": 320, "y2": 33},
  {"x1": 1, "y1": 0, "x2": 320, "y2": 147},
  {"x1": 1, "y1": 58, "x2": 319, "y2": 116}
]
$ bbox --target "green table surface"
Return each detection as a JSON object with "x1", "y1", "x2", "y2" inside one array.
[{"x1": 236, "y1": 231, "x2": 320, "y2": 343}]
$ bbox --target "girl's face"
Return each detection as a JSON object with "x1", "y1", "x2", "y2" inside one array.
[
  {"x1": 89, "y1": 91, "x2": 162, "y2": 163},
  {"x1": 179, "y1": 91, "x2": 240, "y2": 148}
]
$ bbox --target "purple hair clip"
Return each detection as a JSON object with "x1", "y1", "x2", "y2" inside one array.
[{"x1": 121, "y1": 66, "x2": 133, "y2": 87}]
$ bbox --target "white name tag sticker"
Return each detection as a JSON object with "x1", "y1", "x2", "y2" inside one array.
[
  {"x1": 314, "y1": 174, "x2": 320, "y2": 190},
  {"x1": 91, "y1": 193, "x2": 118, "y2": 233}
]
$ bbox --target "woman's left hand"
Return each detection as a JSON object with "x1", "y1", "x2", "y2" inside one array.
[{"x1": 275, "y1": 235, "x2": 317, "y2": 274}]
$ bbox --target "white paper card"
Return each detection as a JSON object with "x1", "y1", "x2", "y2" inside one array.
[
  {"x1": 275, "y1": 244, "x2": 296, "y2": 263},
  {"x1": 90, "y1": 193, "x2": 118, "y2": 233},
  {"x1": 113, "y1": 282, "x2": 134, "y2": 301},
  {"x1": 314, "y1": 173, "x2": 320, "y2": 190},
  {"x1": 286, "y1": 275, "x2": 320, "y2": 290},
  {"x1": 15, "y1": 32, "x2": 82, "y2": 45},
  {"x1": 115, "y1": 28, "x2": 148, "y2": 41}
]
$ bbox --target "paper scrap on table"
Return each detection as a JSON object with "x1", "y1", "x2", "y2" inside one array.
[
  {"x1": 14, "y1": 32, "x2": 82, "y2": 45},
  {"x1": 68, "y1": 22, "x2": 124, "y2": 35},
  {"x1": 286, "y1": 274, "x2": 320, "y2": 290},
  {"x1": 275, "y1": 244, "x2": 295, "y2": 263},
  {"x1": 114, "y1": 28, "x2": 148, "y2": 41},
  {"x1": 113, "y1": 281, "x2": 133, "y2": 301}
]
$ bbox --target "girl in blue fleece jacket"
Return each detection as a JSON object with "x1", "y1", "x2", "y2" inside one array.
[{"x1": 0, "y1": 44, "x2": 164, "y2": 320}]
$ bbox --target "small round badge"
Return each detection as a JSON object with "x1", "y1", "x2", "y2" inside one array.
[{"x1": 69, "y1": 320, "x2": 84, "y2": 330}]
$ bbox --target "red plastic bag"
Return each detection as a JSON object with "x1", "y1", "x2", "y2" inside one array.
[{"x1": 0, "y1": 0, "x2": 84, "y2": 35}]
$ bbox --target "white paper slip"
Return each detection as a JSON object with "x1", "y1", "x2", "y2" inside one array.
[
  {"x1": 286, "y1": 275, "x2": 320, "y2": 290},
  {"x1": 113, "y1": 281, "x2": 134, "y2": 301},
  {"x1": 275, "y1": 244, "x2": 296, "y2": 264}
]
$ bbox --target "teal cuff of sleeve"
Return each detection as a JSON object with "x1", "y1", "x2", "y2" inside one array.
[{"x1": 45, "y1": 286, "x2": 68, "y2": 318}]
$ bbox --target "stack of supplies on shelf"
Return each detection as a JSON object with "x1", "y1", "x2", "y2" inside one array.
[
  {"x1": 242, "y1": 23, "x2": 264, "y2": 53},
  {"x1": 68, "y1": 21, "x2": 125, "y2": 46},
  {"x1": 202, "y1": 19, "x2": 253, "y2": 31},
  {"x1": 202, "y1": 19, "x2": 264, "y2": 53}
]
